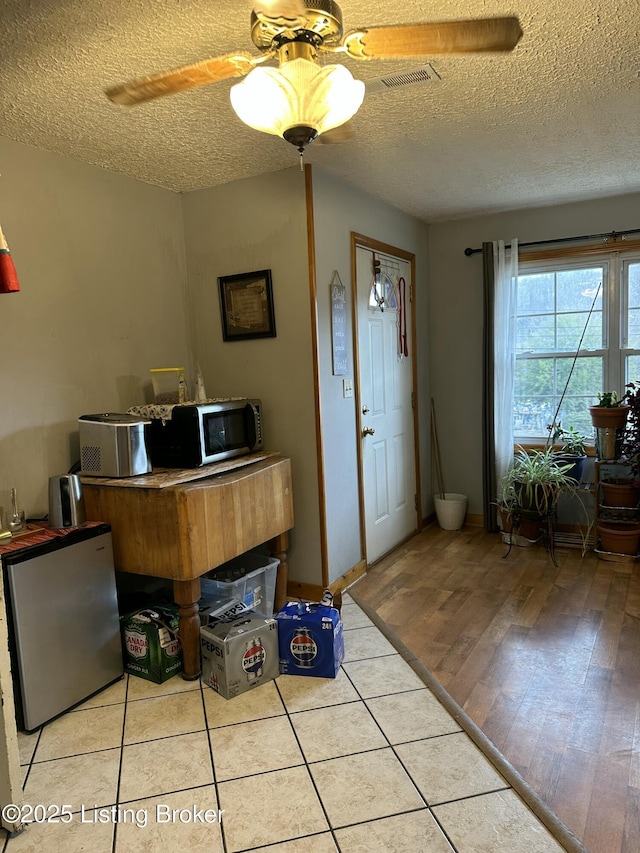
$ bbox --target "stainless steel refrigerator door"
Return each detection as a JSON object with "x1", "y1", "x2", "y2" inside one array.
[{"x1": 6, "y1": 531, "x2": 123, "y2": 730}]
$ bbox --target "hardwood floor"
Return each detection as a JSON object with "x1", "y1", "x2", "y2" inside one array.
[{"x1": 352, "y1": 523, "x2": 640, "y2": 853}]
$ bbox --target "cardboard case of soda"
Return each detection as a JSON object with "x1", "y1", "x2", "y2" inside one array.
[
  {"x1": 120, "y1": 604, "x2": 183, "y2": 683},
  {"x1": 276, "y1": 601, "x2": 344, "y2": 678},
  {"x1": 199, "y1": 597, "x2": 251, "y2": 627},
  {"x1": 200, "y1": 614, "x2": 279, "y2": 699}
]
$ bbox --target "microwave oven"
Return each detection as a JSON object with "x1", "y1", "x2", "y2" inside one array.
[{"x1": 145, "y1": 399, "x2": 263, "y2": 468}]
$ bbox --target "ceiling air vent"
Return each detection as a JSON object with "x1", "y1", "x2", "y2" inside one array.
[{"x1": 364, "y1": 64, "x2": 441, "y2": 95}]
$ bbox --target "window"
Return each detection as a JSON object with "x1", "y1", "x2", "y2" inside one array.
[
  {"x1": 368, "y1": 255, "x2": 400, "y2": 310},
  {"x1": 514, "y1": 251, "x2": 640, "y2": 439},
  {"x1": 368, "y1": 271, "x2": 399, "y2": 310}
]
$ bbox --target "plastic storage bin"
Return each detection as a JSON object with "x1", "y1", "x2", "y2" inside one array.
[
  {"x1": 201, "y1": 552, "x2": 279, "y2": 616},
  {"x1": 150, "y1": 368, "x2": 186, "y2": 405}
]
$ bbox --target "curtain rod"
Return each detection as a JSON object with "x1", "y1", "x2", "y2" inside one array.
[{"x1": 463, "y1": 228, "x2": 640, "y2": 256}]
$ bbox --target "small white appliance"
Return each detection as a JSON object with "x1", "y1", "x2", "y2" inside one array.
[{"x1": 79, "y1": 413, "x2": 151, "y2": 477}]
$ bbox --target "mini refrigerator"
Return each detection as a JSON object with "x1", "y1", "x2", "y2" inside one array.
[{"x1": 1, "y1": 523, "x2": 124, "y2": 731}]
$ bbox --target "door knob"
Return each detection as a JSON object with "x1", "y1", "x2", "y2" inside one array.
[
  {"x1": 362, "y1": 426, "x2": 375, "y2": 436},
  {"x1": 362, "y1": 405, "x2": 369, "y2": 414}
]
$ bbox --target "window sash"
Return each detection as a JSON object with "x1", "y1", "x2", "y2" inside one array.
[{"x1": 513, "y1": 250, "x2": 640, "y2": 441}]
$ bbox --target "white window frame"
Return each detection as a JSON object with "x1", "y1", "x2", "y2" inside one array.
[{"x1": 514, "y1": 249, "x2": 640, "y2": 442}]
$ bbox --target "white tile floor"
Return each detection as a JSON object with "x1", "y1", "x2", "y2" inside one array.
[{"x1": 3, "y1": 595, "x2": 569, "y2": 852}]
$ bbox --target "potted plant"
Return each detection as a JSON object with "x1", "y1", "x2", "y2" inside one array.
[
  {"x1": 590, "y1": 391, "x2": 629, "y2": 459},
  {"x1": 503, "y1": 447, "x2": 579, "y2": 515},
  {"x1": 496, "y1": 479, "x2": 541, "y2": 543},
  {"x1": 597, "y1": 521, "x2": 640, "y2": 555},
  {"x1": 598, "y1": 381, "x2": 640, "y2": 509},
  {"x1": 621, "y1": 381, "x2": 640, "y2": 479},
  {"x1": 599, "y1": 476, "x2": 640, "y2": 508},
  {"x1": 595, "y1": 381, "x2": 640, "y2": 556},
  {"x1": 498, "y1": 447, "x2": 592, "y2": 555},
  {"x1": 589, "y1": 391, "x2": 630, "y2": 425},
  {"x1": 549, "y1": 422, "x2": 589, "y2": 481}
]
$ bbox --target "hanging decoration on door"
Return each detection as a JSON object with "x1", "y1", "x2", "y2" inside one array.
[
  {"x1": 368, "y1": 250, "x2": 408, "y2": 358},
  {"x1": 0, "y1": 225, "x2": 20, "y2": 294},
  {"x1": 371, "y1": 253, "x2": 385, "y2": 311},
  {"x1": 330, "y1": 270, "x2": 348, "y2": 376},
  {"x1": 370, "y1": 252, "x2": 400, "y2": 313}
]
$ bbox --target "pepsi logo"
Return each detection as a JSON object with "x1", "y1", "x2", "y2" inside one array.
[
  {"x1": 242, "y1": 642, "x2": 265, "y2": 675},
  {"x1": 290, "y1": 631, "x2": 317, "y2": 665}
]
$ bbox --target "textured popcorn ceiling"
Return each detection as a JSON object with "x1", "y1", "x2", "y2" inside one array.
[{"x1": 1, "y1": 0, "x2": 639, "y2": 222}]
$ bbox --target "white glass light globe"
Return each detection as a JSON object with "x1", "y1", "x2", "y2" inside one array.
[{"x1": 230, "y1": 58, "x2": 365, "y2": 141}]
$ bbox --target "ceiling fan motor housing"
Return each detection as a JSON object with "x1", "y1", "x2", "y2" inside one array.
[{"x1": 251, "y1": 0, "x2": 344, "y2": 51}]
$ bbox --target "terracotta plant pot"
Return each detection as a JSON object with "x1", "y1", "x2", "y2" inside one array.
[
  {"x1": 597, "y1": 521, "x2": 640, "y2": 555},
  {"x1": 589, "y1": 405, "x2": 630, "y2": 429},
  {"x1": 499, "y1": 508, "x2": 540, "y2": 541},
  {"x1": 600, "y1": 478, "x2": 640, "y2": 508}
]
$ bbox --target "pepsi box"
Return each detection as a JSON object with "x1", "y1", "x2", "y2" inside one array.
[
  {"x1": 276, "y1": 601, "x2": 344, "y2": 678},
  {"x1": 200, "y1": 614, "x2": 279, "y2": 699}
]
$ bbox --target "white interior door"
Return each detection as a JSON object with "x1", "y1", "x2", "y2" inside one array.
[{"x1": 356, "y1": 244, "x2": 417, "y2": 564}]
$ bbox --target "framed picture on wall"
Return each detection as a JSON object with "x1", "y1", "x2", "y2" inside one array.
[{"x1": 218, "y1": 269, "x2": 276, "y2": 341}]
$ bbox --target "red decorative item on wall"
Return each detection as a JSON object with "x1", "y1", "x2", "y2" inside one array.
[{"x1": 0, "y1": 226, "x2": 20, "y2": 293}]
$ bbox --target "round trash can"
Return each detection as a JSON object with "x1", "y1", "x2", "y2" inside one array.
[{"x1": 434, "y1": 493, "x2": 468, "y2": 530}]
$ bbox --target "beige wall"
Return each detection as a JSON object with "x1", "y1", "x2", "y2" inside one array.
[
  {"x1": 311, "y1": 168, "x2": 430, "y2": 581},
  {"x1": 181, "y1": 167, "x2": 322, "y2": 585},
  {"x1": 0, "y1": 138, "x2": 190, "y2": 519},
  {"x1": 428, "y1": 191, "x2": 640, "y2": 517},
  {"x1": 181, "y1": 165, "x2": 431, "y2": 586},
  {"x1": 4, "y1": 131, "x2": 633, "y2": 562},
  {"x1": 0, "y1": 140, "x2": 429, "y2": 588}
]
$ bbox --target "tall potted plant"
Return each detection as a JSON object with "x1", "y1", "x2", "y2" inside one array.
[
  {"x1": 500, "y1": 290, "x2": 596, "y2": 550},
  {"x1": 595, "y1": 381, "x2": 640, "y2": 556},
  {"x1": 598, "y1": 382, "x2": 640, "y2": 508},
  {"x1": 621, "y1": 381, "x2": 640, "y2": 478}
]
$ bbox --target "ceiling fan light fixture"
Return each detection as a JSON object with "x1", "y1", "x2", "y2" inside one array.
[{"x1": 230, "y1": 57, "x2": 364, "y2": 149}]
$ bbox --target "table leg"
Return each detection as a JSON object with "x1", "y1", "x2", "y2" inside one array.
[
  {"x1": 269, "y1": 531, "x2": 289, "y2": 612},
  {"x1": 173, "y1": 577, "x2": 201, "y2": 680}
]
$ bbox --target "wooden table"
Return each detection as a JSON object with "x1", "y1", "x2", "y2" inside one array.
[{"x1": 81, "y1": 453, "x2": 294, "y2": 678}]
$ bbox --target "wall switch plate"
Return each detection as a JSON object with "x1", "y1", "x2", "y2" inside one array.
[{"x1": 343, "y1": 378, "x2": 353, "y2": 398}]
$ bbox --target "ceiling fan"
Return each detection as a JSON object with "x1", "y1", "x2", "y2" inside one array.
[{"x1": 106, "y1": 0, "x2": 523, "y2": 152}]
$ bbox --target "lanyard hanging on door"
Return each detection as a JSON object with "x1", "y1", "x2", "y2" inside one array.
[{"x1": 398, "y1": 276, "x2": 408, "y2": 358}]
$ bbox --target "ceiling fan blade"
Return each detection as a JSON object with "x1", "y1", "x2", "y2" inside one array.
[
  {"x1": 316, "y1": 122, "x2": 355, "y2": 145},
  {"x1": 106, "y1": 52, "x2": 263, "y2": 106},
  {"x1": 342, "y1": 17, "x2": 523, "y2": 60}
]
